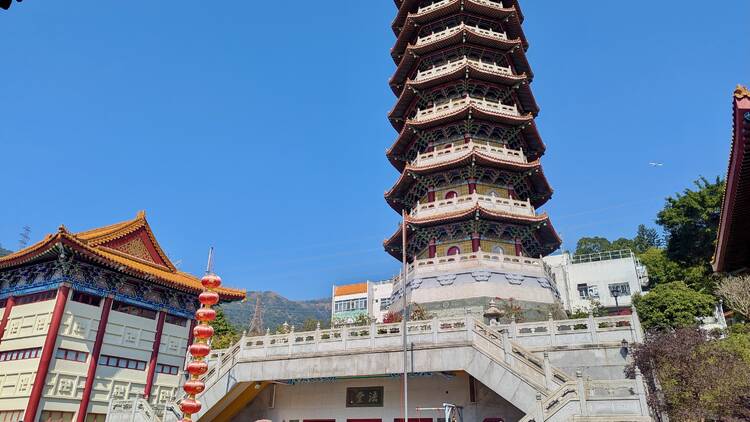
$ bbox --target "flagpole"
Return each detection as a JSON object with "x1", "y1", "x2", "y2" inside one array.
[{"x1": 402, "y1": 209, "x2": 409, "y2": 422}]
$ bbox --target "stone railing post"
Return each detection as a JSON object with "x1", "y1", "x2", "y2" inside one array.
[
  {"x1": 536, "y1": 393, "x2": 544, "y2": 422},
  {"x1": 543, "y1": 352, "x2": 554, "y2": 390},
  {"x1": 576, "y1": 370, "x2": 589, "y2": 416},
  {"x1": 342, "y1": 324, "x2": 348, "y2": 350},
  {"x1": 315, "y1": 322, "x2": 321, "y2": 352},
  {"x1": 288, "y1": 326, "x2": 294, "y2": 357},
  {"x1": 547, "y1": 312, "x2": 556, "y2": 347},
  {"x1": 501, "y1": 329, "x2": 512, "y2": 366},
  {"x1": 588, "y1": 311, "x2": 598, "y2": 344},
  {"x1": 263, "y1": 328, "x2": 270, "y2": 357},
  {"x1": 631, "y1": 306, "x2": 643, "y2": 343},
  {"x1": 510, "y1": 316, "x2": 518, "y2": 339},
  {"x1": 432, "y1": 317, "x2": 439, "y2": 344},
  {"x1": 635, "y1": 368, "x2": 649, "y2": 416},
  {"x1": 239, "y1": 331, "x2": 247, "y2": 354},
  {"x1": 370, "y1": 321, "x2": 377, "y2": 349}
]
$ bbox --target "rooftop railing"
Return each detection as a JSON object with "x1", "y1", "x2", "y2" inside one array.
[
  {"x1": 414, "y1": 95, "x2": 519, "y2": 122},
  {"x1": 415, "y1": 23, "x2": 508, "y2": 47},
  {"x1": 570, "y1": 249, "x2": 634, "y2": 264},
  {"x1": 411, "y1": 192, "x2": 534, "y2": 218},
  {"x1": 412, "y1": 139, "x2": 526, "y2": 166}
]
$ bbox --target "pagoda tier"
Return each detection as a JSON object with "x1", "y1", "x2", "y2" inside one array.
[
  {"x1": 387, "y1": 118, "x2": 544, "y2": 170},
  {"x1": 384, "y1": 0, "x2": 560, "y2": 268},
  {"x1": 391, "y1": 0, "x2": 525, "y2": 37},
  {"x1": 384, "y1": 152, "x2": 553, "y2": 211},
  {"x1": 383, "y1": 207, "x2": 560, "y2": 261}
]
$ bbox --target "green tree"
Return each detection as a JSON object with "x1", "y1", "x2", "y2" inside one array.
[
  {"x1": 656, "y1": 176, "x2": 724, "y2": 267},
  {"x1": 211, "y1": 307, "x2": 241, "y2": 349},
  {"x1": 633, "y1": 282, "x2": 715, "y2": 330},
  {"x1": 638, "y1": 247, "x2": 685, "y2": 285},
  {"x1": 632, "y1": 224, "x2": 662, "y2": 254},
  {"x1": 574, "y1": 237, "x2": 612, "y2": 255}
]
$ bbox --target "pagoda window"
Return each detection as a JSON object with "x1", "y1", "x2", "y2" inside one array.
[
  {"x1": 445, "y1": 191, "x2": 458, "y2": 199},
  {"x1": 447, "y1": 246, "x2": 461, "y2": 256},
  {"x1": 492, "y1": 245, "x2": 505, "y2": 255},
  {"x1": 71, "y1": 291, "x2": 102, "y2": 307},
  {"x1": 112, "y1": 301, "x2": 157, "y2": 320}
]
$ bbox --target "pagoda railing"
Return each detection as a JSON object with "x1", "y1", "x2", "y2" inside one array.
[
  {"x1": 415, "y1": 23, "x2": 508, "y2": 47},
  {"x1": 416, "y1": 0, "x2": 508, "y2": 15},
  {"x1": 411, "y1": 192, "x2": 534, "y2": 218},
  {"x1": 414, "y1": 95, "x2": 519, "y2": 122},
  {"x1": 408, "y1": 250, "x2": 547, "y2": 277},
  {"x1": 414, "y1": 57, "x2": 513, "y2": 83},
  {"x1": 413, "y1": 139, "x2": 526, "y2": 166}
]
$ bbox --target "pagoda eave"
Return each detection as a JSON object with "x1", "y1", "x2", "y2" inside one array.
[
  {"x1": 391, "y1": 0, "x2": 524, "y2": 36},
  {"x1": 391, "y1": 5, "x2": 527, "y2": 59},
  {"x1": 395, "y1": 30, "x2": 523, "y2": 66},
  {"x1": 390, "y1": 44, "x2": 533, "y2": 93},
  {"x1": 388, "y1": 72, "x2": 535, "y2": 127},
  {"x1": 386, "y1": 118, "x2": 546, "y2": 171}
]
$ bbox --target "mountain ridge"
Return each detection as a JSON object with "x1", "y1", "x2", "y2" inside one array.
[{"x1": 220, "y1": 291, "x2": 331, "y2": 332}]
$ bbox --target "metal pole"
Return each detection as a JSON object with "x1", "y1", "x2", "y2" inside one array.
[{"x1": 402, "y1": 209, "x2": 409, "y2": 422}]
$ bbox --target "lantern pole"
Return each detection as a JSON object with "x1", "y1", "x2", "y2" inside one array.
[{"x1": 180, "y1": 248, "x2": 222, "y2": 421}]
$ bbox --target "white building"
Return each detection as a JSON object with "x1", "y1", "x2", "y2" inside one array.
[
  {"x1": 544, "y1": 250, "x2": 649, "y2": 314},
  {"x1": 331, "y1": 280, "x2": 394, "y2": 324}
]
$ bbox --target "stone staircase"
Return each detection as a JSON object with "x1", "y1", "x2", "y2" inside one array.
[{"x1": 182, "y1": 314, "x2": 652, "y2": 421}]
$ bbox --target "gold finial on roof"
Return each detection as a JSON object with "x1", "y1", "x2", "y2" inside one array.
[
  {"x1": 58, "y1": 224, "x2": 68, "y2": 233},
  {"x1": 136, "y1": 210, "x2": 146, "y2": 219},
  {"x1": 734, "y1": 85, "x2": 750, "y2": 99}
]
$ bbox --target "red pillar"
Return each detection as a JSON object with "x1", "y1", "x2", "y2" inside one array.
[
  {"x1": 508, "y1": 186, "x2": 515, "y2": 200},
  {"x1": 468, "y1": 179, "x2": 477, "y2": 195},
  {"x1": 471, "y1": 233, "x2": 481, "y2": 253},
  {"x1": 0, "y1": 295, "x2": 16, "y2": 345},
  {"x1": 76, "y1": 296, "x2": 113, "y2": 422},
  {"x1": 24, "y1": 285, "x2": 70, "y2": 422},
  {"x1": 144, "y1": 311, "x2": 166, "y2": 401},
  {"x1": 514, "y1": 238, "x2": 523, "y2": 256},
  {"x1": 428, "y1": 239, "x2": 437, "y2": 259},
  {"x1": 427, "y1": 188, "x2": 436, "y2": 203}
]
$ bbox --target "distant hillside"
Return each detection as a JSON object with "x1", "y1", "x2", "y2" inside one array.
[
  {"x1": 0, "y1": 246, "x2": 11, "y2": 257},
  {"x1": 220, "y1": 291, "x2": 331, "y2": 333}
]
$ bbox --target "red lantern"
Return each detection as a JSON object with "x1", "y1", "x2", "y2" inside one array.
[
  {"x1": 201, "y1": 274, "x2": 222, "y2": 289},
  {"x1": 199, "y1": 291, "x2": 220, "y2": 306},
  {"x1": 189, "y1": 343, "x2": 211, "y2": 358},
  {"x1": 193, "y1": 324, "x2": 214, "y2": 340},
  {"x1": 187, "y1": 360, "x2": 209, "y2": 376},
  {"x1": 183, "y1": 379, "x2": 206, "y2": 395},
  {"x1": 179, "y1": 398, "x2": 202, "y2": 414},
  {"x1": 195, "y1": 308, "x2": 216, "y2": 322}
]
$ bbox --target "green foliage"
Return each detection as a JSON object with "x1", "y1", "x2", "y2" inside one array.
[
  {"x1": 629, "y1": 328, "x2": 750, "y2": 421},
  {"x1": 574, "y1": 236, "x2": 613, "y2": 255},
  {"x1": 656, "y1": 176, "x2": 725, "y2": 267},
  {"x1": 632, "y1": 224, "x2": 662, "y2": 253},
  {"x1": 211, "y1": 307, "x2": 241, "y2": 349},
  {"x1": 301, "y1": 318, "x2": 329, "y2": 331},
  {"x1": 633, "y1": 282, "x2": 715, "y2": 330}
]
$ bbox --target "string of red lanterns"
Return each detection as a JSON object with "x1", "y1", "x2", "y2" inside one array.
[{"x1": 180, "y1": 273, "x2": 222, "y2": 421}]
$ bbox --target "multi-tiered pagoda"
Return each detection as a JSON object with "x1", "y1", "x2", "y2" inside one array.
[{"x1": 384, "y1": 0, "x2": 563, "y2": 320}]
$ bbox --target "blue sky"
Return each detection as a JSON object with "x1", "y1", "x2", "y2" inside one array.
[{"x1": 1, "y1": 1, "x2": 747, "y2": 300}]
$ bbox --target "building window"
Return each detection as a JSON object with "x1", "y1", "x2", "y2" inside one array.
[
  {"x1": 112, "y1": 301, "x2": 157, "y2": 320},
  {"x1": 577, "y1": 284, "x2": 599, "y2": 299},
  {"x1": 156, "y1": 363, "x2": 180, "y2": 375},
  {"x1": 445, "y1": 191, "x2": 458, "y2": 199},
  {"x1": 334, "y1": 298, "x2": 368, "y2": 313},
  {"x1": 85, "y1": 414, "x2": 107, "y2": 422},
  {"x1": 0, "y1": 347, "x2": 41, "y2": 362},
  {"x1": 165, "y1": 314, "x2": 188, "y2": 327},
  {"x1": 56, "y1": 348, "x2": 88, "y2": 363},
  {"x1": 71, "y1": 291, "x2": 102, "y2": 307},
  {"x1": 16, "y1": 290, "x2": 57, "y2": 306},
  {"x1": 379, "y1": 297, "x2": 392, "y2": 311},
  {"x1": 40, "y1": 411, "x2": 75, "y2": 422},
  {"x1": 609, "y1": 283, "x2": 631, "y2": 296},
  {"x1": 447, "y1": 246, "x2": 461, "y2": 256},
  {"x1": 98, "y1": 354, "x2": 146, "y2": 371}
]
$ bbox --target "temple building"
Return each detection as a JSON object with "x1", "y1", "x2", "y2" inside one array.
[
  {"x1": 174, "y1": 2, "x2": 653, "y2": 422},
  {"x1": 383, "y1": 0, "x2": 562, "y2": 320},
  {"x1": 0, "y1": 212, "x2": 244, "y2": 422},
  {"x1": 713, "y1": 85, "x2": 750, "y2": 274}
]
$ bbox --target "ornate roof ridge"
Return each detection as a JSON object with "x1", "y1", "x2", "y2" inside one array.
[{"x1": 735, "y1": 84, "x2": 750, "y2": 100}]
